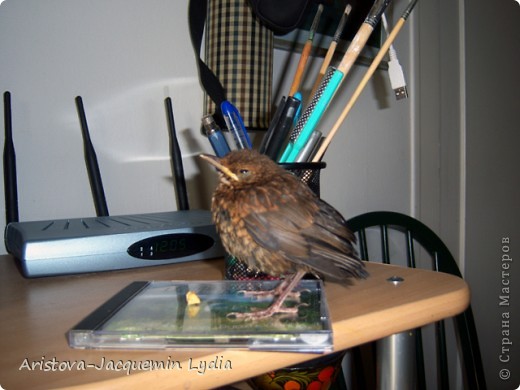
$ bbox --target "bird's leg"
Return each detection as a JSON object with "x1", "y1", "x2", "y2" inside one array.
[
  {"x1": 228, "y1": 270, "x2": 307, "y2": 320},
  {"x1": 238, "y1": 275, "x2": 302, "y2": 302},
  {"x1": 266, "y1": 270, "x2": 307, "y2": 311}
]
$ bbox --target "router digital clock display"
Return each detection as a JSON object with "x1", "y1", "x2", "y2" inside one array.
[{"x1": 127, "y1": 233, "x2": 215, "y2": 260}]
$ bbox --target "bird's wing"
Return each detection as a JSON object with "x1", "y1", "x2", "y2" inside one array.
[
  {"x1": 243, "y1": 196, "x2": 364, "y2": 280},
  {"x1": 244, "y1": 199, "x2": 314, "y2": 255},
  {"x1": 301, "y1": 200, "x2": 365, "y2": 279}
]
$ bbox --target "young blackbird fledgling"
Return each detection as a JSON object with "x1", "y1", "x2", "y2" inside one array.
[{"x1": 200, "y1": 149, "x2": 367, "y2": 319}]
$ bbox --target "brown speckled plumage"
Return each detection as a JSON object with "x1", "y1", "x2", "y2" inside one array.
[{"x1": 201, "y1": 149, "x2": 367, "y2": 282}]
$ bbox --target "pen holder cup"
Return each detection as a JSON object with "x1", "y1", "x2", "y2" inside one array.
[
  {"x1": 224, "y1": 161, "x2": 326, "y2": 281},
  {"x1": 280, "y1": 161, "x2": 326, "y2": 198}
]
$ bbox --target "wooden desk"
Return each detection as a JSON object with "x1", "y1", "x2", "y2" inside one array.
[{"x1": 0, "y1": 255, "x2": 469, "y2": 389}]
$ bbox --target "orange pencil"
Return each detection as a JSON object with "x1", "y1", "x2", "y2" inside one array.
[{"x1": 288, "y1": 4, "x2": 323, "y2": 97}]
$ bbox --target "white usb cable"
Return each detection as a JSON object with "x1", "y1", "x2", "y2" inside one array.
[{"x1": 382, "y1": 13, "x2": 408, "y2": 100}]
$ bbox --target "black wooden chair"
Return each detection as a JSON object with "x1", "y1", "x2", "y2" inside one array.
[{"x1": 344, "y1": 211, "x2": 486, "y2": 389}]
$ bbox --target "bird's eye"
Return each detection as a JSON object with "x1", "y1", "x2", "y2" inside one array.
[{"x1": 238, "y1": 168, "x2": 252, "y2": 178}]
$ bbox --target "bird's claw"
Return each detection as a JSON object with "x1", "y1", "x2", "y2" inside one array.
[
  {"x1": 236, "y1": 289, "x2": 308, "y2": 302},
  {"x1": 226, "y1": 303, "x2": 309, "y2": 321}
]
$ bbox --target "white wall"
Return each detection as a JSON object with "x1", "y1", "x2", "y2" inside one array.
[
  {"x1": 413, "y1": 0, "x2": 520, "y2": 387},
  {"x1": 413, "y1": 0, "x2": 464, "y2": 260},
  {"x1": 0, "y1": 0, "x2": 215, "y2": 247},
  {"x1": 0, "y1": 0, "x2": 413, "y2": 255},
  {"x1": 463, "y1": 0, "x2": 520, "y2": 388}
]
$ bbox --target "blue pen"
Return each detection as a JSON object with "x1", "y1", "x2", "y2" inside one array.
[
  {"x1": 293, "y1": 92, "x2": 303, "y2": 125},
  {"x1": 201, "y1": 115, "x2": 231, "y2": 157},
  {"x1": 221, "y1": 101, "x2": 252, "y2": 149}
]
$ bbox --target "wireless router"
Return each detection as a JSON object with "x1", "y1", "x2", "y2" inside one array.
[
  {"x1": 3, "y1": 93, "x2": 224, "y2": 277},
  {"x1": 5, "y1": 210, "x2": 223, "y2": 277}
]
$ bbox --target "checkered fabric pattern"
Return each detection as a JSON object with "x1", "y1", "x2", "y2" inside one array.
[{"x1": 205, "y1": 0, "x2": 273, "y2": 131}]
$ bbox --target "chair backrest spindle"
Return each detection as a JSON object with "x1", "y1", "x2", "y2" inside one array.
[
  {"x1": 406, "y1": 230, "x2": 416, "y2": 268},
  {"x1": 437, "y1": 320, "x2": 450, "y2": 389},
  {"x1": 359, "y1": 228, "x2": 369, "y2": 261},
  {"x1": 380, "y1": 225, "x2": 390, "y2": 263}
]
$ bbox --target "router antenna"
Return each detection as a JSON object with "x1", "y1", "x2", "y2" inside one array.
[
  {"x1": 3, "y1": 91, "x2": 19, "y2": 224},
  {"x1": 75, "y1": 96, "x2": 109, "y2": 217},
  {"x1": 165, "y1": 97, "x2": 189, "y2": 211}
]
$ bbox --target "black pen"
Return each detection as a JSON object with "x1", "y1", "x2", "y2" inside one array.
[
  {"x1": 259, "y1": 96, "x2": 286, "y2": 154},
  {"x1": 264, "y1": 96, "x2": 301, "y2": 161}
]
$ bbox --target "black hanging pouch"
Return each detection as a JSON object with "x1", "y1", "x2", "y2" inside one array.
[{"x1": 248, "y1": 0, "x2": 314, "y2": 35}]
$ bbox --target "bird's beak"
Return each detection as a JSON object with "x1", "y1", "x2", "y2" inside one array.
[{"x1": 199, "y1": 154, "x2": 239, "y2": 182}]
